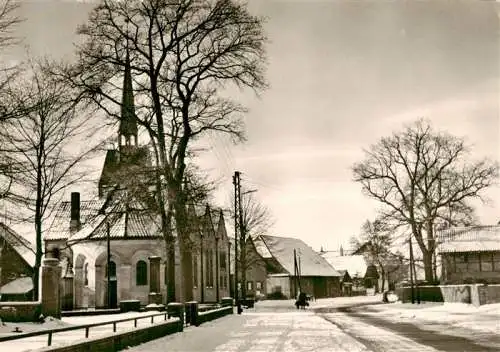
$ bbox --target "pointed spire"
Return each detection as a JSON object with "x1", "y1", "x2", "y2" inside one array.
[
  {"x1": 119, "y1": 48, "x2": 138, "y2": 139},
  {"x1": 216, "y1": 209, "x2": 226, "y2": 239}
]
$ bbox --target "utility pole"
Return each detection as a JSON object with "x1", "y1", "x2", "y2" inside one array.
[
  {"x1": 106, "y1": 221, "x2": 111, "y2": 309},
  {"x1": 233, "y1": 171, "x2": 241, "y2": 306}
]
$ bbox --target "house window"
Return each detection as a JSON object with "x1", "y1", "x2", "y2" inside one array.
[
  {"x1": 247, "y1": 281, "x2": 253, "y2": 291},
  {"x1": 52, "y1": 247, "x2": 60, "y2": 259},
  {"x1": 84, "y1": 263, "x2": 89, "y2": 286},
  {"x1": 193, "y1": 255, "x2": 198, "y2": 287},
  {"x1": 256, "y1": 281, "x2": 262, "y2": 290},
  {"x1": 220, "y1": 274, "x2": 226, "y2": 288},
  {"x1": 136, "y1": 260, "x2": 148, "y2": 286},
  {"x1": 480, "y1": 253, "x2": 493, "y2": 272},
  {"x1": 220, "y1": 252, "x2": 226, "y2": 269}
]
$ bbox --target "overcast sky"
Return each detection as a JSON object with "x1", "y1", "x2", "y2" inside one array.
[{"x1": 6, "y1": 0, "x2": 500, "y2": 252}]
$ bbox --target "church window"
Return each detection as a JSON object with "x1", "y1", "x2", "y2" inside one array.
[
  {"x1": 136, "y1": 260, "x2": 148, "y2": 286},
  {"x1": 84, "y1": 263, "x2": 89, "y2": 286},
  {"x1": 193, "y1": 255, "x2": 198, "y2": 287},
  {"x1": 207, "y1": 250, "x2": 214, "y2": 287},
  {"x1": 220, "y1": 251, "x2": 226, "y2": 269}
]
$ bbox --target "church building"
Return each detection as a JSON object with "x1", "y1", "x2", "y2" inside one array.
[{"x1": 43, "y1": 50, "x2": 231, "y2": 309}]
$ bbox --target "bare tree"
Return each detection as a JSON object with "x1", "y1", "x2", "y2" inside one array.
[
  {"x1": 0, "y1": 59, "x2": 103, "y2": 300},
  {"x1": 52, "y1": 0, "x2": 268, "y2": 301},
  {"x1": 0, "y1": 0, "x2": 23, "y2": 197},
  {"x1": 351, "y1": 219, "x2": 403, "y2": 292},
  {"x1": 352, "y1": 119, "x2": 498, "y2": 282},
  {"x1": 231, "y1": 188, "x2": 273, "y2": 299}
]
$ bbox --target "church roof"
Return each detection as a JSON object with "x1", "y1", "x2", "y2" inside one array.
[
  {"x1": 0, "y1": 222, "x2": 36, "y2": 267},
  {"x1": 45, "y1": 199, "x2": 105, "y2": 240},
  {"x1": 254, "y1": 235, "x2": 341, "y2": 277}
]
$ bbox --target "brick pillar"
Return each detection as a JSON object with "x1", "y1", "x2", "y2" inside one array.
[
  {"x1": 148, "y1": 256, "x2": 162, "y2": 305},
  {"x1": 41, "y1": 258, "x2": 62, "y2": 318}
]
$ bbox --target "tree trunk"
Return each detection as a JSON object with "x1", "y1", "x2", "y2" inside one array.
[
  {"x1": 380, "y1": 268, "x2": 386, "y2": 292},
  {"x1": 422, "y1": 249, "x2": 434, "y2": 282},
  {"x1": 173, "y1": 197, "x2": 193, "y2": 302}
]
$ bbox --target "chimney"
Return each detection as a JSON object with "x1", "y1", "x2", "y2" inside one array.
[{"x1": 70, "y1": 192, "x2": 81, "y2": 233}]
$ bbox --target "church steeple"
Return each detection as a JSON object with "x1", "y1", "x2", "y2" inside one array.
[{"x1": 119, "y1": 48, "x2": 138, "y2": 155}]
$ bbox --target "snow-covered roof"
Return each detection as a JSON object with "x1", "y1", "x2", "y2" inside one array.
[
  {"x1": 320, "y1": 252, "x2": 368, "y2": 279},
  {"x1": 438, "y1": 225, "x2": 500, "y2": 253},
  {"x1": 0, "y1": 276, "x2": 33, "y2": 294},
  {"x1": 0, "y1": 222, "x2": 36, "y2": 267},
  {"x1": 256, "y1": 235, "x2": 341, "y2": 277}
]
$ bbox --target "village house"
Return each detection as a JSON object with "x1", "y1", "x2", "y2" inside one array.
[
  {"x1": 320, "y1": 247, "x2": 368, "y2": 295},
  {"x1": 246, "y1": 235, "x2": 342, "y2": 299},
  {"x1": 43, "y1": 50, "x2": 231, "y2": 309},
  {"x1": 0, "y1": 223, "x2": 35, "y2": 301},
  {"x1": 438, "y1": 225, "x2": 500, "y2": 284}
]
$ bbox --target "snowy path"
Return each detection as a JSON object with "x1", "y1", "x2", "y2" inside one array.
[{"x1": 127, "y1": 311, "x2": 371, "y2": 352}]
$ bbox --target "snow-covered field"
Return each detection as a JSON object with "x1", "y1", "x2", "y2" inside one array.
[
  {"x1": 0, "y1": 310, "x2": 171, "y2": 352},
  {"x1": 359, "y1": 301, "x2": 500, "y2": 336}
]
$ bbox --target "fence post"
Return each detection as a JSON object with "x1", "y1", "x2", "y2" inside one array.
[
  {"x1": 85, "y1": 327, "x2": 89, "y2": 338},
  {"x1": 47, "y1": 332, "x2": 52, "y2": 346}
]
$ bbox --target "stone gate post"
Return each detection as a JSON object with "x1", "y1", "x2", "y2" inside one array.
[{"x1": 41, "y1": 258, "x2": 62, "y2": 318}]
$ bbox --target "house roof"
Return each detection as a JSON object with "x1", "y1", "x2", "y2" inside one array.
[
  {"x1": 320, "y1": 253, "x2": 368, "y2": 279},
  {"x1": 437, "y1": 225, "x2": 500, "y2": 253},
  {"x1": 255, "y1": 235, "x2": 341, "y2": 277},
  {"x1": 0, "y1": 276, "x2": 33, "y2": 294},
  {"x1": 0, "y1": 222, "x2": 36, "y2": 267}
]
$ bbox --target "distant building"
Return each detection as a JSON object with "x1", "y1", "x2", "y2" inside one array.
[
  {"x1": 0, "y1": 223, "x2": 35, "y2": 301},
  {"x1": 438, "y1": 225, "x2": 500, "y2": 284},
  {"x1": 320, "y1": 250, "x2": 369, "y2": 295},
  {"x1": 248, "y1": 235, "x2": 342, "y2": 299}
]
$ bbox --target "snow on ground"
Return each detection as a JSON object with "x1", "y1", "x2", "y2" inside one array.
[
  {"x1": 0, "y1": 310, "x2": 171, "y2": 352},
  {"x1": 127, "y1": 310, "x2": 371, "y2": 352},
  {"x1": 252, "y1": 294, "x2": 383, "y2": 313},
  {"x1": 359, "y1": 301, "x2": 500, "y2": 336},
  {"x1": 322, "y1": 312, "x2": 440, "y2": 352}
]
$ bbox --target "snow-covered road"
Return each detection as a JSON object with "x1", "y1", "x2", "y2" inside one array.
[{"x1": 127, "y1": 311, "x2": 372, "y2": 352}]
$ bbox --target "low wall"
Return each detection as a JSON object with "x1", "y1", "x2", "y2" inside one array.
[
  {"x1": 477, "y1": 284, "x2": 500, "y2": 305},
  {"x1": 197, "y1": 306, "x2": 233, "y2": 325},
  {"x1": 0, "y1": 301, "x2": 41, "y2": 322},
  {"x1": 37, "y1": 318, "x2": 183, "y2": 352},
  {"x1": 396, "y1": 284, "x2": 500, "y2": 306}
]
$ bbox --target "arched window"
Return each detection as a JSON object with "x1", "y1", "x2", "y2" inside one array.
[
  {"x1": 106, "y1": 261, "x2": 116, "y2": 279},
  {"x1": 136, "y1": 260, "x2": 148, "y2": 286},
  {"x1": 84, "y1": 263, "x2": 89, "y2": 286}
]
